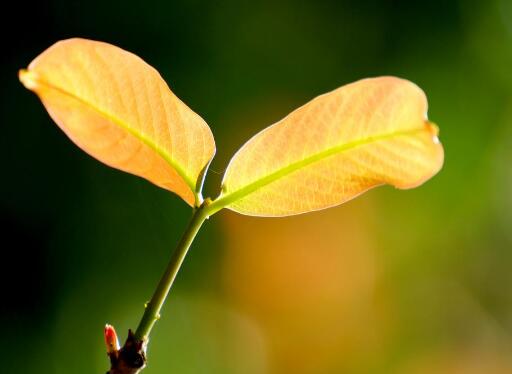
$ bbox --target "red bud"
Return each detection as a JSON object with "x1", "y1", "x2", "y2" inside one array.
[{"x1": 104, "y1": 324, "x2": 120, "y2": 354}]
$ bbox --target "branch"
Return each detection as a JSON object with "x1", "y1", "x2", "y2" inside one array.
[{"x1": 105, "y1": 201, "x2": 211, "y2": 373}]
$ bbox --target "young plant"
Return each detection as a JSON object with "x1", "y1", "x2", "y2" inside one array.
[{"x1": 19, "y1": 38, "x2": 444, "y2": 373}]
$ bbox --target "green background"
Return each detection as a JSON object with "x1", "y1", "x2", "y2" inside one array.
[{"x1": 2, "y1": 0, "x2": 511, "y2": 373}]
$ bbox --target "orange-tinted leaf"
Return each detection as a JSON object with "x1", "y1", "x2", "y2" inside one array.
[
  {"x1": 19, "y1": 38, "x2": 215, "y2": 206},
  {"x1": 214, "y1": 77, "x2": 443, "y2": 216}
]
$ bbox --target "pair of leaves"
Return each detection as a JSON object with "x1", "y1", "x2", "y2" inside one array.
[{"x1": 20, "y1": 38, "x2": 443, "y2": 217}]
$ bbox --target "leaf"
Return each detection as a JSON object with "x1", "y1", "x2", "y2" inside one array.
[
  {"x1": 215, "y1": 77, "x2": 444, "y2": 216},
  {"x1": 19, "y1": 38, "x2": 215, "y2": 206}
]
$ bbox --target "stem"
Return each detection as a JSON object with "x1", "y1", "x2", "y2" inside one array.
[{"x1": 134, "y1": 200, "x2": 211, "y2": 341}]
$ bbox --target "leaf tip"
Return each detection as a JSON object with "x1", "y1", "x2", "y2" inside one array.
[
  {"x1": 425, "y1": 121, "x2": 442, "y2": 146},
  {"x1": 18, "y1": 68, "x2": 39, "y2": 91}
]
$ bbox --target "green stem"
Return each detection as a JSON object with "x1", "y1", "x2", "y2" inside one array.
[{"x1": 134, "y1": 200, "x2": 211, "y2": 341}]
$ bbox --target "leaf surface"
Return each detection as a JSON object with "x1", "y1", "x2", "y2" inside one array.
[
  {"x1": 215, "y1": 77, "x2": 444, "y2": 216},
  {"x1": 19, "y1": 38, "x2": 215, "y2": 206}
]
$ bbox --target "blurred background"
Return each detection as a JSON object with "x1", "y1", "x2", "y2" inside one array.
[{"x1": 1, "y1": 0, "x2": 512, "y2": 373}]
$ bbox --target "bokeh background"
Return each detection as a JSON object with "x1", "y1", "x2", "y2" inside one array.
[{"x1": 2, "y1": 0, "x2": 512, "y2": 373}]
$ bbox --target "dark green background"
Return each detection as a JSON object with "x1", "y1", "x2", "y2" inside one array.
[{"x1": 2, "y1": 0, "x2": 511, "y2": 373}]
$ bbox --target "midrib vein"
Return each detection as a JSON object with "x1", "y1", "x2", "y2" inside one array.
[
  {"x1": 214, "y1": 126, "x2": 427, "y2": 210},
  {"x1": 32, "y1": 73, "x2": 195, "y2": 192}
]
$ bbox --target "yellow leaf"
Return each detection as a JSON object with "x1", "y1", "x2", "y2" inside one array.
[
  {"x1": 19, "y1": 38, "x2": 215, "y2": 206},
  {"x1": 213, "y1": 77, "x2": 443, "y2": 216}
]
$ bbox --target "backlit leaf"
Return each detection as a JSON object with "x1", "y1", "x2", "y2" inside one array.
[
  {"x1": 19, "y1": 38, "x2": 215, "y2": 206},
  {"x1": 215, "y1": 77, "x2": 443, "y2": 216}
]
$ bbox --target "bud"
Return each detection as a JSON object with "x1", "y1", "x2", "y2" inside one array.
[{"x1": 104, "y1": 324, "x2": 120, "y2": 355}]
